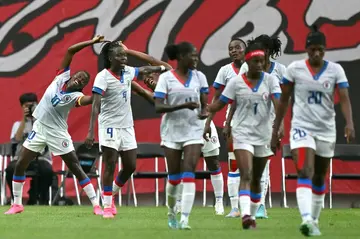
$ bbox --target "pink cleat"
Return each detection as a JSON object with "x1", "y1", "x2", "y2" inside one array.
[
  {"x1": 4, "y1": 204, "x2": 24, "y2": 215},
  {"x1": 111, "y1": 196, "x2": 117, "y2": 215},
  {"x1": 93, "y1": 205, "x2": 103, "y2": 215},
  {"x1": 103, "y1": 208, "x2": 114, "y2": 219}
]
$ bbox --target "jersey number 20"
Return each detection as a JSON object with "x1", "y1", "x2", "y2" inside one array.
[{"x1": 308, "y1": 91, "x2": 322, "y2": 104}]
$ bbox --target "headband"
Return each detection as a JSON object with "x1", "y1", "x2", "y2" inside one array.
[{"x1": 245, "y1": 50, "x2": 265, "y2": 61}]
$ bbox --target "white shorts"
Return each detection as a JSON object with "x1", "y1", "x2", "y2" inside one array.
[
  {"x1": 233, "y1": 143, "x2": 273, "y2": 158},
  {"x1": 202, "y1": 121, "x2": 220, "y2": 157},
  {"x1": 161, "y1": 139, "x2": 204, "y2": 150},
  {"x1": 99, "y1": 127, "x2": 137, "y2": 151},
  {"x1": 290, "y1": 128, "x2": 335, "y2": 158},
  {"x1": 23, "y1": 121, "x2": 74, "y2": 156}
]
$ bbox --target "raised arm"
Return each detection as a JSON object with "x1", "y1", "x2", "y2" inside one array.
[{"x1": 60, "y1": 35, "x2": 105, "y2": 70}]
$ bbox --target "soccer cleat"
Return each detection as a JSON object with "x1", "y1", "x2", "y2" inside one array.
[
  {"x1": 167, "y1": 213, "x2": 178, "y2": 229},
  {"x1": 102, "y1": 208, "x2": 114, "y2": 219},
  {"x1": 214, "y1": 198, "x2": 224, "y2": 215},
  {"x1": 175, "y1": 200, "x2": 181, "y2": 214},
  {"x1": 179, "y1": 220, "x2": 191, "y2": 230},
  {"x1": 299, "y1": 221, "x2": 313, "y2": 237},
  {"x1": 225, "y1": 208, "x2": 241, "y2": 218},
  {"x1": 310, "y1": 222, "x2": 322, "y2": 236},
  {"x1": 93, "y1": 205, "x2": 103, "y2": 215},
  {"x1": 242, "y1": 215, "x2": 253, "y2": 229},
  {"x1": 111, "y1": 196, "x2": 117, "y2": 215},
  {"x1": 4, "y1": 204, "x2": 24, "y2": 215},
  {"x1": 255, "y1": 204, "x2": 268, "y2": 219}
]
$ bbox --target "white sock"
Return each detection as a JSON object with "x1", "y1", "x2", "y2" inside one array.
[
  {"x1": 167, "y1": 174, "x2": 181, "y2": 213},
  {"x1": 296, "y1": 178, "x2": 313, "y2": 222},
  {"x1": 103, "y1": 185, "x2": 113, "y2": 209},
  {"x1": 260, "y1": 160, "x2": 270, "y2": 205},
  {"x1": 112, "y1": 181, "x2": 121, "y2": 195},
  {"x1": 13, "y1": 175, "x2": 26, "y2": 205},
  {"x1": 228, "y1": 171, "x2": 240, "y2": 209},
  {"x1": 79, "y1": 178, "x2": 98, "y2": 207},
  {"x1": 210, "y1": 168, "x2": 224, "y2": 199},
  {"x1": 250, "y1": 192, "x2": 261, "y2": 220},
  {"x1": 239, "y1": 190, "x2": 251, "y2": 216},
  {"x1": 180, "y1": 172, "x2": 196, "y2": 223},
  {"x1": 312, "y1": 184, "x2": 326, "y2": 223},
  {"x1": 176, "y1": 182, "x2": 183, "y2": 204}
]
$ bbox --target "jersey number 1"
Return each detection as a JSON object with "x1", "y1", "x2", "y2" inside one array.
[
  {"x1": 253, "y1": 103, "x2": 258, "y2": 115},
  {"x1": 308, "y1": 91, "x2": 322, "y2": 104}
]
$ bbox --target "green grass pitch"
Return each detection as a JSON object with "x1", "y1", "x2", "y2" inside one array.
[{"x1": 0, "y1": 206, "x2": 359, "y2": 238}]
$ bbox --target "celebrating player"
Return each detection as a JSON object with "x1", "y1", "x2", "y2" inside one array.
[
  {"x1": 5, "y1": 36, "x2": 106, "y2": 215},
  {"x1": 208, "y1": 41, "x2": 282, "y2": 229},
  {"x1": 205, "y1": 37, "x2": 247, "y2": 218},
  {"x1": 85, "y1": 40, "x2": 167, "y2": 219},
  {"x1": 271, "y1": 26, "x2": 355, "y2": 236},
  {"x1": 226, "y1": 34, "x2": 286, "y2": 219},
  {"x1": 154, "y1": 42, "x2": 209, "y2": 230}
]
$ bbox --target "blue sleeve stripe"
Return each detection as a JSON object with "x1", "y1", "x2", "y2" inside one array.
[
  {"x1": 219, "y1": 94, "x2": 230, "y2": 104},
  {"x1": 212, "y1": 82, "x2": 224, "y2": 89},
  {"x1": 134, "y1": 67, "x2": 139, "y2": 78},
  {"x1": 200, "y1": 87, "x2": 209, "y2": 93},
  {"x1": 337, "y1": 82, "x2": 349, "y2": 89},
  {"x1": 92, "y1": 87, "x2": 104, "y2": 95},
  {"x1": 154, "y1": 91, "x2": 166, "y2": 98},
  {"x1": 281, "y1": 77, "x2": 293, "y2": 85},
  {"x1": 272, "y1": 93, "x2": 281, "y2": 99}
]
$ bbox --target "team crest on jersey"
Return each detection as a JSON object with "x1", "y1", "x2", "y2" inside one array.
[
  {"x1": 62, "y1": 140, "x2": 69, "y2": 148},
  {"x1": 210, "y1": 136, "x2": 218, "y2": 144},
  {"x1": 262, "y1": 92, "x2": 269, "y2": 101},
  {"x1": 63, "y1": 95, "x2": 71, "y2": 103},
  {"x1": 323, "y1": 81, "x2": 331, "y2": 90}
]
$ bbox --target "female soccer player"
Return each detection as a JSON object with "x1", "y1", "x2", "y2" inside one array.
[
  {"x1": 226, "y1": 34, "x2": 286, "y2": 219},
  {"x1": 154, "y1": 42, "x2": 209, "y2": 230},
  {"x1": 5, "y1": 36, "x2": 106, "y2": 215},
  {"x1": 85, "y1": 40, "x2": 168, "y2": 219},
  {"x1": 208, "y1": 41, "x2": 282, "y2": 230},
  {"x1": 205, "y1": 37, "x2": 247, "y2": 218},
  {"x1": 271, "y1": 26, "x2": 355, "y2": 236}
]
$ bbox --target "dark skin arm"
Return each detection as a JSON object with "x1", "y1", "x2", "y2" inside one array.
[
  {"x1": 208, "y1": 99, "x2": 227, "y2": 113},
  {"x1": 199, "y1": 92, "x2": 209, "y2": 119},
  {"x1": 84, "y1": 93, "x2": 102, "y2": 148},
  {"x1": 271, "y1": 95, "x2": 284, "y2": 139},
  {"x1": 271, "y1": 83, "x2": 294, "y2": 153},
  {"x1": 223, "y1": 100, "x2": 236, "y2": 139},
  {"x1": 75, "y1": 95, "x2": 93, "y2": 107},
  {"x1": 131, "y1": 81, "x2": 154, "y2": 105},
  {"x1": 203, "y1": 87, "x2": 223, "y2": 139},
  {"x1": 154, "y1": 98, "x2": 199, "y2": 114},
  {"x1": 338, "y1": 88, "x2": 355, "y2": 143}
]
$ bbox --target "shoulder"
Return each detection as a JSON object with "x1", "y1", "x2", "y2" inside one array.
[
  {"x1": 193, "y1": 70, "x2": 206, "y2": 79},
  {"x1": 239, "y1": 62, "x2": 249, "y2": 74},
  {"x1": 96, "y1": 69, "x2": 108, "y2": 77},
  {"x1": 326, "y1": 61, "x2": 343, "y2": 72},
  {"x1": 275, "y1": 62, "x2": 286, "y2": 71}
]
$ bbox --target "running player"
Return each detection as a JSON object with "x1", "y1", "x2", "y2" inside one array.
[
  {"x1": 226, "y1": 34, "x2": 286, "y2": 219},
  {"x1": 85, "y1": 40, "x2": 167, "y2": 219},
  {"x1": 208, "y1": 40, "x2": 282, "y2": 229},
  {"x1": 143, "y1": 58, "x2": 224, "y2": 216},
  {"x1": 154, "y1": 42, "x2": 209, "y2": 230},
  {"x1": 271, "y1": 26, "x2": 355, "y2": 236},
  {"x1": 5, "y1": 36, "x2": 106, "y2": 215},
  {"x1": 205, "y1": 37, "x2": 247, "y2": 218}
]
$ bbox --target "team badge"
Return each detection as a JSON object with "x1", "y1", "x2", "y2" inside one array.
[
  {"x1": 323, "y1": 81, "x2": 331, "y2": 89},
  {"x1": 210, "y1": 136, "x2": 218, "y2": 144},
  {"x1": 262, "y1": 92, "x2": 269, "y2": 101},
  {"x1": 63, "y1": 95, "x2": 71, "y2": 103},
  {"x1": 62, "y1": 140, "x2": 69, "y2": 148}
]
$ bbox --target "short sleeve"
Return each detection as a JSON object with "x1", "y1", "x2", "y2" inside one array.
[
  {"x1": 92, "y1": 71, "x2": 107, "y2": 96},
  {"x1": 282, "y1": 63, "x2": 295, "y2": 85},
  {"x1": 239, "y1": 62, "x2": 249, "y2": 75},
  {"x1": 220, "y1": 77, "x2": 237, "y2": 103},
  {"x1": 213, "y1": 67, "x2": 226, "y2": 89},
  {"x1": 128, "y1": 66, "x2": 139, "y2": 81},
  {"x1": 197, "y1": 71, "x2": 209, "y2": 94},
  {"x1": 10, "y1": 121, "x2": 21, "y2": 140},
  {"x1": 269, "y1": 75, "x2": 282, "y2": 99},
  {"x1": 54, "y1": 67, "x2": 70, "y2": 83},
  {"x1": 335, "y1": 63, "x2": 349, "y2": 88},
  {"x1": 154, "y1": 73, "x2": 167, "y2": 99}
]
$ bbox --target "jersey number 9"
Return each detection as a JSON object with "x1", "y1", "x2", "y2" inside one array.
[
  {"x1": 308, "y1": 91, "x2": 322, "y2": 104},
  {"x1": 122, "y1": 91, "x2": 127, "y2": 102}
]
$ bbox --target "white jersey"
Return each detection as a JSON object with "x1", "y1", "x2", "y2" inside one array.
[
  {"x1": 220, "y1": 72, "x2": 281, "y2": 145},
  {"x1": 212, "y1": 62, "x2": 248, "y2": 120},
  {"x1": 154, "y1": 70, "x2": 209, "y2": 142},
  {"x1": 92, "y1": 66, "x2": 139, "y2": 129},
  {"x1": 283, "y1": 59, "x2": 349, "y2": 141},
  {"x1": 32, "y1": 67, "x2": 83, "y2": 130}
]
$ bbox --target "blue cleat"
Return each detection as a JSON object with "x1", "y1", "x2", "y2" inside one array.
[
  {"x1": 167, "y1": 213, "x2": 178, "y2": 229},
  {"x1": 255, "y1": 204, "x2": 268, "y2": 219}
]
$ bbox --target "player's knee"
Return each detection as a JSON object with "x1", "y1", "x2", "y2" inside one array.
[
  {"x1": 297, "y1": 167, "x2": 314, "y2": 179},
  {"x1": 126, "y1": 160, "x2": 136, "y2": 173},
  {"x1": 241, "y1": 169, "x2": 252, "y2": 183}
]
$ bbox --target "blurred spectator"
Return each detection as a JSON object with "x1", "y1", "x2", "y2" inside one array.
[{"x1": 6, "y1": 93, "x2": 57, "y2": 205}]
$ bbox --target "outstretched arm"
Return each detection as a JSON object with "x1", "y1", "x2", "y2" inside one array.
[
  {"x1": 75, "y1": 95, "x2": 93, "y2": 107},
  {"x1": 131, "y1": 81, "x2": 154, "y2": 105},
  {"x1": 60, "y1": 35, "x2": 105, "y2": 70}
]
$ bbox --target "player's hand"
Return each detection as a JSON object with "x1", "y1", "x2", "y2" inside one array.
[
  {"x1": 345, "y1": 124, "x2": 355, "y2": 143},
  {"x1": 92, "y1": 35, "x2": 105, "y2": 43},
  {"x1": 23, "y1": 106, "x2": 30, "y2": 119},
  {"x1": 183, "y1": 102, "x2": 199, "y2": 110},
  {"x1": 118, "y1": 41, "x2": 128, "y2": 51},
  {"x1": 203, "y1": 123, "x2": 211, "y2": 141},
  {"x1": 270, "y1": 131, "x2": 281, "y2": 154},
  {"x1": 278, "y1": 123, "x2": 285, "y2": 140},
  {"x1": 223, "y1": 124, "x2": 231, "y2": 139},
  {"x1": 85, "y1": 132, "x2": 95, "y2": 149}
]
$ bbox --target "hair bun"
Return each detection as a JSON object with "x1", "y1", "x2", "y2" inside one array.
[{"x1": 311, "y1": 24, "x2": 319, "y2": 32}]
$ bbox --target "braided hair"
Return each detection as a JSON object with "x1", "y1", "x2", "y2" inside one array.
[
  {"x1": 100, "y1": 41, "x2": 122, "y2": 69},
  {"x1": 253, "y1": 34, "x2": 282, "y2": 59}
]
